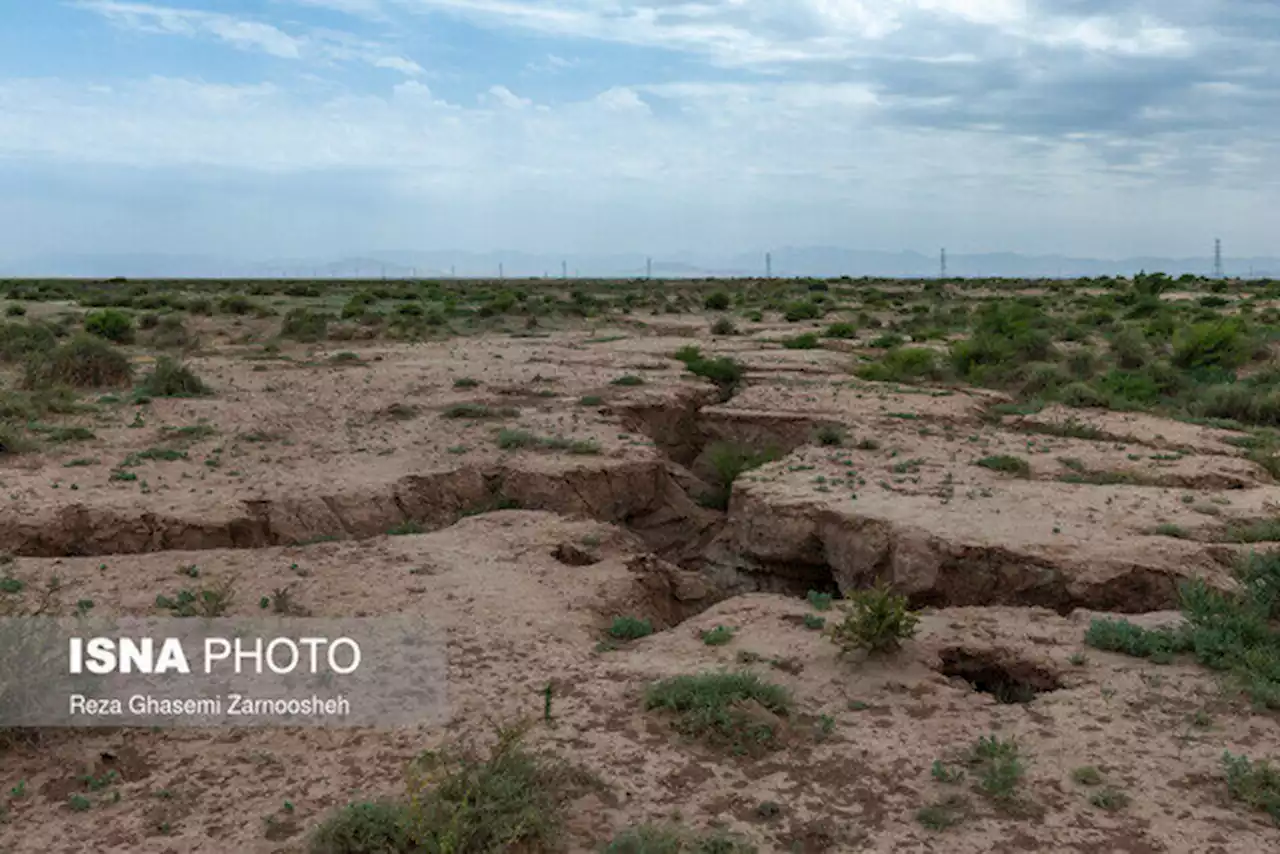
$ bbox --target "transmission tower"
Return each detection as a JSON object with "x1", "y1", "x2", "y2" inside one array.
[
  {"x1": 646, "y1": 257, "x2": 652, "y2": 279},
  {"x1": 499, "y1": 262, "x2": 504, "y2": 279},
  {"x1": 765, "y1": 252, "x2": 772, "y2": 279},
  {"x1": 940, "y1": 248, "x2": 947, "y2": 279},
  {"x1": 1214, "y1": 238, "x2": 1223, "y2": 279}
]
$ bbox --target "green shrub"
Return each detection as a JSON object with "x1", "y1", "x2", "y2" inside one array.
[
  {"x1": 1223, "y1": 751, "x2": 1280, "y2": 825},
  {"x1": 783, "y1": 300, "x2": 822, "y2": 322},
  {"x1": 0, "y1": 322, "x2": 56, "y2": 363},
  {"x1": 1057, "y1": 382, "x2": 1107, "y2": 408},
  {"x1": 148, "y1": 315, "x2": 195, "y2": 350},
  {"x1": 608, "y1": 616, "x2": 654, "y2": 641},
  {"x1": 0, "y1": 421, "x2": 33, "y2": 455},
  {"x1": 781, "y1": 332, "x2": 819, "y2": 350},
  {"x1": 402, "y1": 726, "x2": 588, "y2": 852},
  {"x1": 701, "y1": 626, "x2": 735, "y2": 646},
  {"x1": 975, "y1": 455, "x2": 1031, "y2": 478},
  {"x1": 137, "y1": 357, "x2": 209, "y2": 398},
  {"x1": 675, "y1": 349, "x2": 746, "y2": 402},
  {"x1": 824, "y1": 322, "x2": 857, "y2": 339},
  {"x1": 1084, "y1": 618, "x2": 1188, "y2": 664},
  {"x1": 281, "y1": 308, "x2": 331, "y2": 342},
  {"x1": 704, "y1": 292, "x2": 731, "y2": 311},
  {"x1": 1084, "y1": 552, "x2": 1280, "y2": 708},
  {"x1": 970, "y1": 735, "x2": 1027, "y2": 803},
  {"x1": 710, "y1": 317, "x2": 739, "y2": 336},
  {"x1": 950, "y1": 301, "x2": 1054, "y2": 384},
  {"x1": 814, "y1": 424, "x2": 845, "y2": 446},
  {"x1": 1107, "y1": 326, "x2": 1151, "y2": 370},
  {"x1": 1172, "y1": 318, "x2": 1254, "y2": 373},
  {"x1": 308, "y1": 800, "x2": 410, "y2": 854},
  {"x1": 218, "y1": 294, "x2": 256, "y2": 315},
  {"x1": 701, "y1": 441, "x2": 780, "y2": 508},
  {"x1": 644, "y1": 671, "x2": 791, "y2": 752},
  {"x1": 22, "y1": 335, "x2": 133, "y2": 389},
  {"x1": 1193, "y1": 384, "x2": 1280, "y2": 427},
  {"x1": 857, "y1": 347, "x2": 946, "y2": 383},
  {"x1": 828, "y1": 581, "x2": 919, "y2": 654},
  {"x1": 83, "y1": 309, "x2": 135, "y2": 344}
]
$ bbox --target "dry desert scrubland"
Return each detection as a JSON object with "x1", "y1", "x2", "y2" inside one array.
[{"x1": 0, "y1": 273, "x2": 1279, "y2": 853}]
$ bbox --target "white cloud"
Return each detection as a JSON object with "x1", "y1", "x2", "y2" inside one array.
[
  {"x1": 593, "y1": 86, "x2": 649, "y2": 113},
  {"x1": 482, "y1": 85, "x2": 533, "y2": 109},
  {"x1": 374, "y1": 55, "x2": 426, "y2": 74},
  {"x1": 79, "y1": 1, "x2": 304, "y2": 58},
  {"x1": 77, "y1": 1, "x2": 425, "y2": 73},
  {"x1": 283, "y1": 0, "x2": 386, "y2": 17}
]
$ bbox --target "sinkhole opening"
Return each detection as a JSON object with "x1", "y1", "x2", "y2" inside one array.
[{"x1": 938, "y1": 648, "x2": 1062, "y2": 705}]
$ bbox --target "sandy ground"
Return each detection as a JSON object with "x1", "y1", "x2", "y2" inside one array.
[{"x1": 1, "y1": 318, "x2": 1279, "y2": 852}]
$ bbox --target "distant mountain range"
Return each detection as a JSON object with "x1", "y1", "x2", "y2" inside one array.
[{"x1": 3, "y1": 247, "x2": 1277, "y2": 279}]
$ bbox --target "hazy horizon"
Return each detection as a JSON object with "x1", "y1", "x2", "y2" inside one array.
[{"x1": 2, "y1": 1, "x2": 1277, "y2": 261}]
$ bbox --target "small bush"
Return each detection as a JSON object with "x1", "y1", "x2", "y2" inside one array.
[
  {"x1": 611, "y1": 374, "x2": 645, "y2": 387},
  {"x1": 444, "y1": 404, "x2": 518, "y2": 420},
  {"x1": 0, "y1": 322, "x2": 56, "y2": 363},
  {"x1": 218, "y1": 294, "x2": 263, "y2": 316},
  {"x1": 975, "y1": 455, "x2": 1031, "y2": 478},
  {"x1": 710, "y1": 317, "x2": 739, "y2": 336},
  {"x1": 814, "y1": 424, "x2": 845, "y2": 446},
  {"x1": 700, "y1": 441, "x2": 780, "y2": 509},
  {"x1": 781, "y1": 332, "x2": 819, "y2": 350},
  {"x1": 1172, "y1": 318, "x2": 1254, "y2": 373},
  {"x1": 783, "y1": 301, "x2": 822, "y2": 322},
  {"x1": 307, "y1": 800, "x2": 410, "y2": 854},
  {"x1": 828, "y1": 581, "x2": 919, "y2": 654},
  {"x1": 970, "y1": 735, "x2": 1026, "y2": 803},
  {"x1": 155, "y1": 579, "x2": 235, "y2": 618},
  {"x1": 1222, "y1": 751, "x2": 1280, "y2": 825},
  {"x1": 0, "y1": 422, "x2": 34, "y2": 455},
  {"x1": 83, "y1": 309, "x2": 135, "y2": 343},
  {"x1": 675, "y1": 349, "x2": 746, "y2": 401},
  {"x1": 704, "y1": 292, "x2": 731, "y2": 311},
  {"x1": 824, "y1": 322, "x2": 857, "y2": 339},
  {"x1": 644, "y1": 671, "x2": 791, "y2": 752},
  {"x1": 281, "y1": 308, "x2": 331, "y2": 342},
  {"x1": 137, "y1": 357, "x2": 209, "y2": 398},
  {"x1": 701, "y1": 626, "x2": 735, "y2": 646},
  {"x1": 608, "y1": 616, "x2": 654, "y2": 641},
  {"x1": 403, "y1": 725, "x2": 589, "y2": 852},
  {"x1": 857, "y1": 347, "x2": 946, "y2": 383},
  {"x1": 149, "y1": 315, "x2": 196, "y2": 350},
  {"x1": 22, "y1": 335, "x2": 133, "y2": 389},
  {"x1": 604, "y1": 824, "x2": 757, "y2": 854}
]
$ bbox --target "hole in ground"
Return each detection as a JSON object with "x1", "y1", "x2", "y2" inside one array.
[{"x1": 938, "y1": 648, "x2": 1062, "y2": 704}]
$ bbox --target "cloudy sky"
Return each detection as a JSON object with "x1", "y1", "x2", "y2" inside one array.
[{"x1": 0, "y1": 0, "x2": 1276, "y2": 262}]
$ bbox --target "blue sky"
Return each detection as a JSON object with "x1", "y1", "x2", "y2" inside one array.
[{"x1": 0, "y1": 0, "x2": 1277, "y2": 263}]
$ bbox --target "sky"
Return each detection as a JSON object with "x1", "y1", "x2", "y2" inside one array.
[{"x1": 0, "y1": 0, "x2": 1277, "y2": 263}]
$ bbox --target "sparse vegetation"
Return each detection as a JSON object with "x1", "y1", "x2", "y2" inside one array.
[
  {"x1": 1084, "y1": 550, "x2": 1280, "y2": 708},
  {"x1": 644, "y1": 671, "x2": 791, "y2": 753},
  {"x1": 975, "y1": 454, "x2": 1031, "y2": 478}
]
